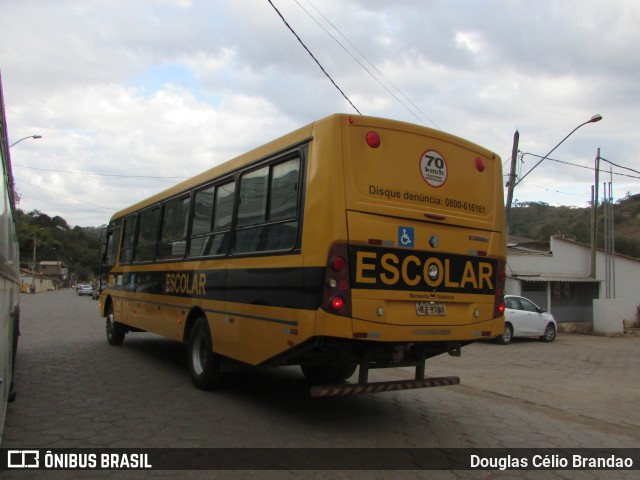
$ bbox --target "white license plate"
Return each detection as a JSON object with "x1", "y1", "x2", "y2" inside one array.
[{"x1": 416, "y1": 302, "x2": 447, "y2": 316}]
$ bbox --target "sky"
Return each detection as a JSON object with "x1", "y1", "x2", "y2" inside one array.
[{"x1": 1, "y1": 0, "x2": 639, "y2": 227}]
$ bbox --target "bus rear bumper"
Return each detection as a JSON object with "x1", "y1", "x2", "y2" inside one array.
[{"x1": 310, "y1": 375, "x2": 460, "y2": 397}]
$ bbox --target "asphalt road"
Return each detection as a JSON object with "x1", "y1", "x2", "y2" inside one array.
[{"x1": 2, "y1": 289, "x2": 639, "y2": 479}]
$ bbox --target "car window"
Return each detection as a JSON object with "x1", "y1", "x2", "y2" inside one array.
[
  {"x1": 505, "y1": 297, "x2": 518, "y2": 309},
  {"x1": 519, "y1": 298, "x2": 538, "y2": 312}
]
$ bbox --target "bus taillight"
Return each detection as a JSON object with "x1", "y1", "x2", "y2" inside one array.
[
  {"x1": 331, "y1": 296, "x2": 345, "y2": 311},
  {"x1": 493, "y1": 259, "x2": 507, "y2": 319},
  {"x1": 322, "y1": 243, "x2": 352, "y2": 317},
  {"x1": 331, "y1": 255, "x2": 347, "y2": 272}
]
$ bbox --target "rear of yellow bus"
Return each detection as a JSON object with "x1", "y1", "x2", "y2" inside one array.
[{"x1": 307, "y1": 114, "x2": 506, "y2": 396}]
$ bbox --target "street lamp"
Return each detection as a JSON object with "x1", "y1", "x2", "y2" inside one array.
[
  {"x1": 505, "y1": 114, "x2": 602, "y2": 231},
  {"x1": 514, "y1": 114, "x2": 602, "y2": 187},
  {"x1": 9, "y1": 134, "x2": 42, "y2": 148}
]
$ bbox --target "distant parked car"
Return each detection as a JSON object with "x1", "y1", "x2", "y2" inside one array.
[
  {"x1": 77, "y1": 284, "x2": 94, "y2": 296},
  {"x1": 496, "y1": 295, "x2": 557, "y2": 344}
]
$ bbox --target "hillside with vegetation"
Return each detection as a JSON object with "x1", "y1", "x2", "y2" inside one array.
[
  {"x1": 15, "y1": 209, "x2": 102, "y2": 283},
  {"x1": 508, "y1": 193, "x2": 640, "y2": 258}
]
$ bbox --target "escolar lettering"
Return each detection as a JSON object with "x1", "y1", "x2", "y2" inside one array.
[
  {"x1": 353, "y1": 247, "x2": 494, "y2": 294},
  {"x1": 165, "y1": 272, "x2": 207, "y2": 296}
]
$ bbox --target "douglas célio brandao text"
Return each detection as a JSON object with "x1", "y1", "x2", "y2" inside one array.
[{"x1": 470, "y1": 453, "x2": 634, "y2": 470}]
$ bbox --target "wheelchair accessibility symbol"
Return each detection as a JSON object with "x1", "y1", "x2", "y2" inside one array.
[{"x1": 398, "y1": 226, "x2": 414, "y2": 248}]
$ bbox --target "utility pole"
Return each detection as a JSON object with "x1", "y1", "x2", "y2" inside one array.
[
  {"x1": 590, "y1": 148, "x2": 600, "y2": 278},
  {"x1": 505, "y1": 130, "x2": 519, "y2": 234}
]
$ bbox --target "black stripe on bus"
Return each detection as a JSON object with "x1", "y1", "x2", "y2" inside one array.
[{"x1": 111, "y1": 266, "x2": 325, "y2": 311}]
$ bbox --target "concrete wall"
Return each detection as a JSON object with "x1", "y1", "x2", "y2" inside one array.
[{"x1": 593, "y1": 299, "x2": 628, "y2": 335}]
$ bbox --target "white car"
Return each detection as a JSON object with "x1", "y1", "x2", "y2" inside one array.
[
  {"x1": 496, "y1": 295, "x2": 557, "y2": 344},
  {"x1": 77, "y1": 284, "x2": 94, "y2": 296}
]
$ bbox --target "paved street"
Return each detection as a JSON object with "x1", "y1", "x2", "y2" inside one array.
[{"x1": 2, "y1": 289, "x2": 639, "y2": 479}]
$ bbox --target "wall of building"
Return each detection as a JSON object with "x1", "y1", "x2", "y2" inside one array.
[{"x1": 507, "y1": 237, "x2": 640, "y2": 331}]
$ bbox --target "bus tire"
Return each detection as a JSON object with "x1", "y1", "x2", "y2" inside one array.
[
  {"x1": 105, "y1": 304, "x2": 126, "y2": 346},
  {"x1": 188, "y1": 317, "x2": 222, "y2": 390},
  {"x1": 301, "y1": 363, "x2": 357, "y2": 384}
]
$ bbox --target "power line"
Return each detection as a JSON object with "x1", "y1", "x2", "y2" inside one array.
[
  {"x1": 519, "y1": 153, "x2": 640, "y2": 180},
  {"x1": 18, "y1": 179, "x2": 116, "y2": 211},
  {"x1": 13, "y1": 164, "x2": 189, "y2": 179},
  {"x1": 296, "y1": 0, "x2": 440, "y2": 129},
  {"x1": 599, "y1": 156, "x2": 640, "y2": 176},
  {"x1": 267, "y1": 0, "x2": 361, "y2": 114},
  {"x1": 524, "y1": 182, "x2": 590, "y2": 199}
]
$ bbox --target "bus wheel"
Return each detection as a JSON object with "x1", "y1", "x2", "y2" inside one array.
[
  {"x1": 301, "y1": 364, "x2": 357, "y2": 384},
  {"x1": 105, "y1": 305, "x2": 126, "y2": 346},
  {"x1": 187, "y1": 317, "x2": 222, "y2": 390}
]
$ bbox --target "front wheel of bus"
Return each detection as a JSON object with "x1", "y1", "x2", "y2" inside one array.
[
  {"x1": 301, "y1": 364, "x2": 357, "y2": 384},
  {"x1": 188, "y1": 317, "x2": 222, "y2": 390},
  {"x1": 105, "y1": 305, "x2": 125, "y2": 346}
]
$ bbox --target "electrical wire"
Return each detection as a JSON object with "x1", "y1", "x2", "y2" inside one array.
[
  {"x1": 599, "y1": 156, "x2": 640, "y2": 176},
  {"x1": 13, "y1": 164, "x2": 189, "y2": 179},
  {"x1": 296, "y1": 0, "x2": 440, "y2": 129},
  {"x1": 520, "y1": 153, "x2": 640, "y2": 180},
  {"x1": 267, "y1": 0, "x2": 361, "y2": 114},
  {"x1": 18, "y1": 179, "x2": 116, "y2": 210}
]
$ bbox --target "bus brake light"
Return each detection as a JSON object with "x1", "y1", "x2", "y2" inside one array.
[
  {"x1": 331, "y1": 296, "x2": 345, "y2": 311},
  {"x1": 322, "y1": 243, "x2": 352, "y2": 317}
]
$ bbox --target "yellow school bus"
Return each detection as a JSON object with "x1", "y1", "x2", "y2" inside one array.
[{"x1": 98, "y1": 114, "x2": 506, "y2": 396}]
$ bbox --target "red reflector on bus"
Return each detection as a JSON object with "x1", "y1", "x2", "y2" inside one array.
[
  {"x1": 498, "y1": 303, "x2": 506, "y2": 314},
  {"x1": 331, "y1": 256, "x2": 347, "y2": 272},
  {"x1": 366, "y1": 131, "x2": 381, "y2": 148},
  {"x1": 475, "y1": 157, "x2": 485, "y2": 172},
  {"x1": 353, "y1": 332, "x2": 367, "y2": 339}
]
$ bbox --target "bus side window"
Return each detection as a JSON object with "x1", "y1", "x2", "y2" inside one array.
[
  {"x1": 234, "y1": 157, "x2": 300, "y2": 254},
  {"x1": 133, "y1": 207, "x2": 160, "y2": 263},
  {"x1": 189, "y1": 181, "x2": 234, "y2": 258},
  {"x1": 158, "y1": 195, "x2": 190, "y2": 260},
  {"x1": 105, "y1": 224, "x2": 121, "y2": 266},
  {"x1": 119, "y1": 215, "x2": 136, "y2": 265}
]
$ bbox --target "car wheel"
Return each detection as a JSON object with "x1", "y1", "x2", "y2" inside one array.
[
  {"x1": 105, "y1": 304, "x2": 126, "y2": 346},
  {"x1": 496, "y1": 322, "x2": 513, "y2": 345},
  {"x1": 187, "y1": 317, "x2": 222, "y2": 390},
  {"x1": 540, "y1": 323, "x2": 557, "y2": 342}
]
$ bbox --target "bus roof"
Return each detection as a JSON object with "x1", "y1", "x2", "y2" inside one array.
[{"x1": 109, "y1": 113, "x2": 497, "y2": 222}]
